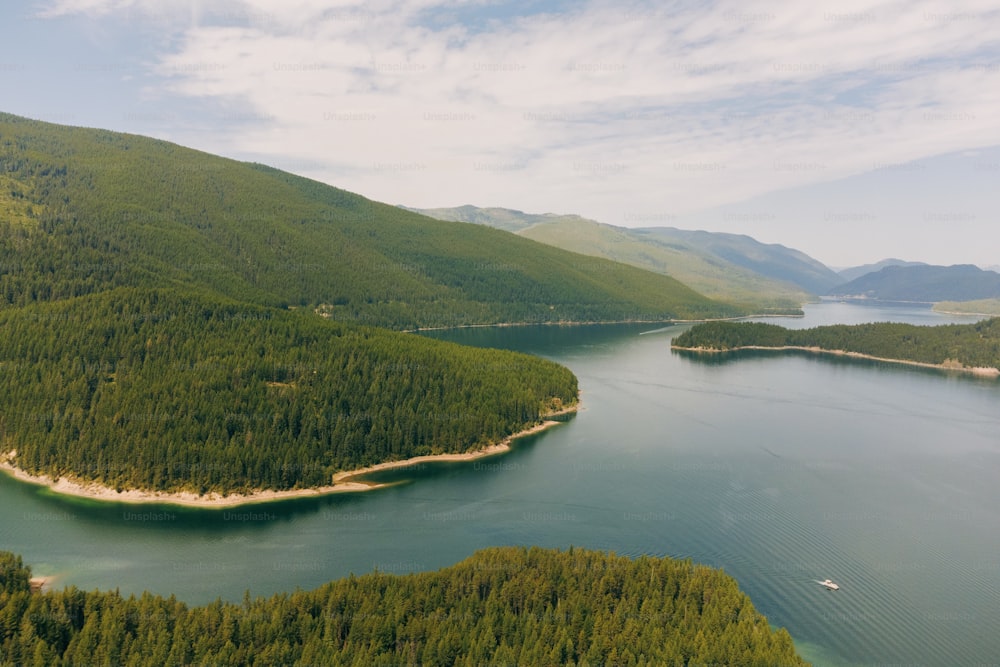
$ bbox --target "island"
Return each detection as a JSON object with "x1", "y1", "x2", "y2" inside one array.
[
  {"x1": 671, "y1": 319, "x2": 1000, "y2": 377},
  {"x1": 0, "y1": 548, "x2": 808, "y2": 665}
]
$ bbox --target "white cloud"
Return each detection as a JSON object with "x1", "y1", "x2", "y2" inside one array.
[
  {"x1": 36, "y1": 0, "x2": 131, "y2": 18},
  {"x1": 37, "y1": 0, "x2": 1000, "y2": 244}
]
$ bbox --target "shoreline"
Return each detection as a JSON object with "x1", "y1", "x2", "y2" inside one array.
[
  {"x1": 0, "y1": 405, "x2": 578, "y2": 509},
  {"x1": 672, "y1": 345, "x2": 1000, "y2": 377},
  {"x1": 333, "y1": 408, "x2": 575, "y2": 484},
  {"x1": 404, "y1": 312, "x2": 805, "y2": 333},
  {"x1": 931, "y1": 308, "x2": 1000, "y2": 317}
]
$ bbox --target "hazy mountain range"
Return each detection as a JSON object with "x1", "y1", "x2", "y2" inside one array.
[
  {"x1": 835, "y1": 258, "x2": 929, "y2": 283},
  {"x1": 406, "y1": 205, "x2": 1000, "y2": 311},
  {"x1": 405, "y1": 206, "x2": 836, "y2": 313},
  {"x1": 829, "y1": 264, "x2": 1000, "y2": 302}
]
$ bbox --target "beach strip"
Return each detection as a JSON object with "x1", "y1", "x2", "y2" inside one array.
[
  {"x1": 672, "y1": 344, "x2": 1000, "y2": 377},
  {"x1": 0, "y1": 406, "x2": 577, "y2": 509}
]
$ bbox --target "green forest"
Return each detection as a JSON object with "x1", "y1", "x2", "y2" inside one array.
[
  {"x1": 0, "y1": 111, "x2": 744, "y2": 492},
  {"x1": 0, "y1": 548, "x2": 807, "y2": 666},
  {"x1": 0, "y1": 111, "x2": 696, "y2": 495},
  {"x1": 0, "y1": 112, "x2": 812, "y2": 664},
  {"x1": 0, "y1": 287, "x2": 576, "y2": 494},
  {"x1": 672, "y1": 318, "x2": 1000, "y2": 371},
  {"x1": 0, "y1": 112, "x2": 738, "y2": 329}
]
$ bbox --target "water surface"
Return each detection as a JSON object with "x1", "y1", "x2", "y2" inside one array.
[{"x1": 1, "y1": 303, "x2": 997, "y2": 666}]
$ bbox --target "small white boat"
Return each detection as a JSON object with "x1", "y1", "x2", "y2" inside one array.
[{"x1": 818, "y1": 579, "x2": 840, "y2": 590}]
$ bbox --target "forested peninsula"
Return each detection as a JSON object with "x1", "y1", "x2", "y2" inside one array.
[
  {"x1": 0, "y1": 288, "x2": 577, "y2": 498},
  {"x1": 0, "y1": 548, "x2": 807, "y2": 666},
  {"x1": 671, "y1": 319, "x2": 1000, "y2": 376}
]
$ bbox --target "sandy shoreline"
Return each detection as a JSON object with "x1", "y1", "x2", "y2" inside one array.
[
  {"x1": 672, "y1": 344, "x2": 1000, "y2": 377},
  {"x1": 0, "y1": 405, "x2": 577, "y2": 509},
  {"x1": 332, "y1": 412, "x2": 573, "y2": 483},
  {"x1": 931, "y1": 308, "x2": 1000, "y2": 317}
]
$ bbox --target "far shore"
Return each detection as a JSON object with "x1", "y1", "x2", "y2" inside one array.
[
  {"x1": 404, "y1": 311, "x2": 804, "y2": 333},
  {"x1": 931, "y1": 308, "x2": 1000, "y2": 317},
  {"x1": 0, "y1": 406, "x2": 577, "y2": 509},
  {"x1": 672, "y1": 344, "x2": 1000, "y2": 378}
]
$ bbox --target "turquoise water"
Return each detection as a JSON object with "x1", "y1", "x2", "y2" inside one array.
[{"x1": 1, "y1": 303, "x2": 997, "y2": 666}]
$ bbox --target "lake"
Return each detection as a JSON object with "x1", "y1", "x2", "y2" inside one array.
[{"x1": 1, "y1": 302, "x2": 997, "y2": 666}]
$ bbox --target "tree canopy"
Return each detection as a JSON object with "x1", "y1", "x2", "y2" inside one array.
[
  {"x1": 0, "y1": 112, "x2": 738, "y2": 329},
  {"x1": 0, "y1": 548, "x2": 808, "y2": 666},
  {"x1": 0, "y1": 288, "x2": 576, "y2": 494}
]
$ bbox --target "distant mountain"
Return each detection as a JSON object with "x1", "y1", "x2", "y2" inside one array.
[
  {"x1": 398, "y1": 205, "x2": 569, "y2": 233},
  {"x1": 986, "y1": 265, "x2": 1000, "y2": 273},
  {"x1": 407, "y1": 206, "x2": 823, "y2": 313},
  {"x1": 829, "y1": 265, "x2": 1000, "y2": 302},
  {"x1": 837, "y1": 258, "x2": 929, "y2": 283},
  {"x1": 633, "y1": 227, "x2": 843, "y2": 295},
  {"x1": 518, "y1": 218, "x2": 811, "y2": 312}
]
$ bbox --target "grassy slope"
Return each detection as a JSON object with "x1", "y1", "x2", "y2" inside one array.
[
  {"x1": 519, "y1": 216, "x2": 811, "y2": 313},
  {"x1": 406, "y1": 205, "x2": 812, "y2": 313},
  {"x1": 933, "y1": 298, "x2": 1000, "y2": 316},
  {"x1": 634, "y1": 227, "x2": 842, "y2": 295},
  {"x1": 399, "y1": 204, "x2": 546, "y2": 232}
]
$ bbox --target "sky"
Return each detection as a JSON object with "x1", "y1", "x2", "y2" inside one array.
[{"x1": 2, "y1": 0, "x2": 999, "y2": 269}]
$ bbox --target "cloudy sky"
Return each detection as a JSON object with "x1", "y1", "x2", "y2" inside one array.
[{"x1": 3, "y1": 0, "x2": 999, "y2": 268}]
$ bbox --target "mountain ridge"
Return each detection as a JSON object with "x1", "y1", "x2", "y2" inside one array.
[
  {"x1": 634, "y1": 226, "x2": 842, "y2": 295},
  {"x1": 836, "y1": 258, "x2": 929, "y2": 283},
  {"x1": 828, "y1": 264, "x2": 1000, "y2": 302}
]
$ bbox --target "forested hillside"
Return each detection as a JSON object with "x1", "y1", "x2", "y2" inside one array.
[
  {"x1": 0, "y1": 113, "x2": 737, "y2": 328},
  {"x1": 0, "y1": 548, "x2": 807, "y2": 666},
  {"x1": 0, "y1": 288, "x2": 576, "y2": 494},
  {"x1": 672, "y1": 319, "x2": 1000, "y2": 372}
]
